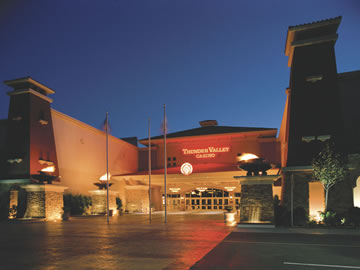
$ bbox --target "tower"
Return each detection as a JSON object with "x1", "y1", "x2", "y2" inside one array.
[
  {"x1": 284, "y1": 16, "x2": 344, "y2": 167},
  {"x1": 1, "y1": 77, "x2": 59, "y2": 182},
  {"x1": 280, "y1": 17, "x2": 354, "y2": 217}
]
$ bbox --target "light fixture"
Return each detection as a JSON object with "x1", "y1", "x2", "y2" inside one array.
[
  {"x1": 100, "y1": 173, "x2": 111, "y2": 181},
  {"x1": 196, "y1": 187, "x2": 207, "y2": 192},
  {"x1": 225, "y1": 186, "x2": 236, "y2": 192},
  {"x1": 169, "y1": 187, "x2": 181, "y2": 193},
  {"x1": 237, "y1": 153, "x2": 259, "y2": 162},
  {"x1": 41, "y1": 166, "x2": 55, "y2": 173}
]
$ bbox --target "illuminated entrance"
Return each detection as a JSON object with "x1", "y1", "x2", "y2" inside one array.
[{"x1": 166, "y1": 188, "x2": 241, "y2": 211}]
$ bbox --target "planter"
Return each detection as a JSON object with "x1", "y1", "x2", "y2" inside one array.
[{"x1": 224, "y1": 212, "x2": 236, "y2": 225}]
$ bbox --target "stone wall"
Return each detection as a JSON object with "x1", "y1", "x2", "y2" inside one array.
[
  {"x1": 9, "y1": 190, "x2": 18, "y2": 218},
  {"x1": 22, "y1": 184, "x2": 67, "y2": 221},
  {"x1": 282, "y1": 171, "x2": 355, "y2": 215},
  {"x1": 151, "y1": 186, "x2": 162, "y2": 211},
  {"x1": 240, "y1": 184, "x2": 274, "y2": 222},
  {"x1": 90, "y1": 190, "x2": 117, "y2": 215},
  {"x1": 45, "y1": 191, "x2": 64, "y2": 220},
  {"x1": 125, "y1": 187, "x2": 149, "y2": 213},
  {"x1": 281, "y1": 172, "x2": 310, "y2": 215},
  {"x1": 24, "y1": 191, "x2": 45, "y2": 218},
  {"x1": 328, "y1": 176, "x2": 354, "y2": 214}
]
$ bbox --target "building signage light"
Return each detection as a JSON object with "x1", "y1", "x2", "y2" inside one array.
[
  {"x1": 182, "y1": 146, "x2": 230, "y2": 159},
  {"x1": 180, "y1": 162, "x2": 193, "y2": 176}
]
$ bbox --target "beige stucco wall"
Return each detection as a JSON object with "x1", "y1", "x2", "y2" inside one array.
[
  {"x1": 309, "y1": 181, "x2": 325, "y2": 220},
  {"x1": 51, "y1": 109, "x2": 138, "y2": 195}
]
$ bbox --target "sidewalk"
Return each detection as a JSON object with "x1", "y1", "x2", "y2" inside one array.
[{"x1": 234, "y1": 225, "x2": 360, "y2": 235}]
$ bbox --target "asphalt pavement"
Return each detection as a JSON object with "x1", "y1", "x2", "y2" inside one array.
[{"x1": 191, "y1": 227, "x2": 360, "y2": 270}]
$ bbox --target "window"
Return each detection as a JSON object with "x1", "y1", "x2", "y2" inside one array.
[{"x1": 305, "y1": 74, "x2": 323, "y2": 83}]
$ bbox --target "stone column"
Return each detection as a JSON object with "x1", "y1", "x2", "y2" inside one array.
[
  {"x1": 21, "y1": 184, "x2": 68, "y2": 221},
  {"x1": 281, "y1": 172, "x2": 310, "y2": 215},
  {"x1": 239, "y1": 177, "x2": 274, "y2": 223},
  {"x1": 89, "y1": 190, "x2": 119, "y2": 215},
  {"x1": 8, "y1": 190, "x2": 18, "y2": 219},
  {"x1": 124, "y1": 185, "x2": 149, "y2": 213}
]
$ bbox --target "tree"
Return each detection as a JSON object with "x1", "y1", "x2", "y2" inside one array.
[{"x1": 312, "y1": 142, "x2": 347, "y2": 212}]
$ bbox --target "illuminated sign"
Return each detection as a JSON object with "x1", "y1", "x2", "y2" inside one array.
[
  {"x1": 180, "y1": 162, "x2": 193, "y2": 176},
  {"x1": 182, "y1": 146, "x2": 230, "y2": 158}
]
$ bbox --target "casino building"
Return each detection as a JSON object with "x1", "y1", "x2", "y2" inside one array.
[
  {"x1": 116, "y1": 120, "x2": 281, "y2": 219},
  {"x1": 0, "y1": 16, "x2": 360, "y2": 221}
]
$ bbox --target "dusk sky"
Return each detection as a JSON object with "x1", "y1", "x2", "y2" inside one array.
[{"x1": 1, "y1": 0, "x2": 359, "y2": 142}]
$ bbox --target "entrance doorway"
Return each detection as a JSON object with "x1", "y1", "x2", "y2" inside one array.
[
  {"x1": 164, "y1": 188, "x2": 241, "y2": 211},
  {"x1": 183, "y1": 188, "x2": 240, "y2": 211}
]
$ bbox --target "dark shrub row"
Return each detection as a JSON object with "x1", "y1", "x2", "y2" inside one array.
[{"x1": 63, "y1": 193, "x2": 92, "y2": 215}]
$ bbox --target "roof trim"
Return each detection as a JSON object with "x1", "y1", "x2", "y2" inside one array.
[
  {"x1": 139, "y1": 127, "x2": 277, "y2": 145},
  {"x1": 4, "y1": 77, "x2": 55, "y2": 95},
  {"x1": 288, "y1": 16, "x2": 342, "y2": 32}
]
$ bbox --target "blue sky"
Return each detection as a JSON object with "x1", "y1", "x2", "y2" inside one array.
[{"x1": 1, "y1": 0, "x2": 359, "y2": 141}]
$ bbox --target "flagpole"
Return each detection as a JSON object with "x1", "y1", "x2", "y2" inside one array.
[
  {"x1": 163, "y1": 104, "x2": 167, "y2": 224},
  {"x1": 148, "y1": 118, "x2": 152, "y2": 222},
  {"x1": 106, "y1": 112, "x2": 110, "y2": 224}
]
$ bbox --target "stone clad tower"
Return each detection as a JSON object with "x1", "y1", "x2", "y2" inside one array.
[
  {"x1": 280, "y1": 17, "x2": 353, "y2": 217},
  {"x1": 284, "y1": 16, "x2": 343, "y2": 167},
  {"x1": 2, "y1": 77, "x2": 59, "y2": 181},
  {"x1": 0, "y1": 77, "x2": 65, "y2": 221}
]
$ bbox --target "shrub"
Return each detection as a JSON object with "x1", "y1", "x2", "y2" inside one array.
[
  {"x1": 274, "y1": 205, "x2": 290, "y2": 227},
  {"x1": 293, "y1": 207, "x2": 308, "y2": 226},
  {"x1": 273, "y1": 196, "x2": 291, "y2": 227},
  {"x1": 63, "y1": 194, "x2": 92, "y2": 216},
  {"x1": 320, "y1": 210, "x2": 338, "y2": 226}
]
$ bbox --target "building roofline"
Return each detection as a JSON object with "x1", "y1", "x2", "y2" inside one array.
[
  {"x1": 287, "y1": 16, "x2": 342, "y2": 32},
  {"x1": 4, "y1": 76, "x2": 55, "y2": 95},
  {"x1": 338, "y1": 70, "x2": 360, "y2": 78},
  {"x1": 139, "y1": 126, "x2": 277, "y2": 145}
]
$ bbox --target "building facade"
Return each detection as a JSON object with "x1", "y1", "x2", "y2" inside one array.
[{"x1": 0, "y1": 17, "x2": 360, "y2": 221}]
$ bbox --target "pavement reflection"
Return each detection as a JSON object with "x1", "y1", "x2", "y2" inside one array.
[{"x1": 0, "y1": 211, "x2": 233, "y2": 270}]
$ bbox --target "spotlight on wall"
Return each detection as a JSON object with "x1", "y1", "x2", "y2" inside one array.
[{"x1": 225, "y1": 186, "x2": 236, "y2": 192}]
